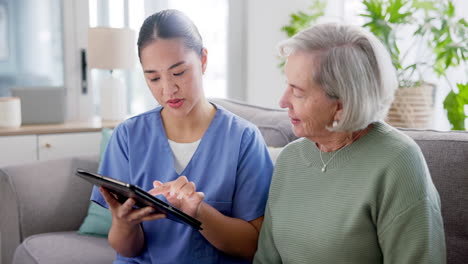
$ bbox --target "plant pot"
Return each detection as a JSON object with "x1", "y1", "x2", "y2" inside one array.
[{"x1": 386, "y1": 83, "x2": 435, "y2": 128}]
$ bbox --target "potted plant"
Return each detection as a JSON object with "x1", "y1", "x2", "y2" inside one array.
[
  {"x1": 279, "y1": 0, "x2": 326, "y2": 69},
  {"x1": 361, "y1": 0, "x2": 468, "y2": 129},
  {"x1": 281, "y1": 0, "x2": 468, "y2": 129}
]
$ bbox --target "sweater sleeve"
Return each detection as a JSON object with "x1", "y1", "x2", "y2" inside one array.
[
  {"x1": 253, "y1": 204, "x2": 282, "y2": 264},
  {"x1": 378, "y1": 197, "x2": 446, "y2": 264},
  {"x1": 377, "y1": 142, "x2": 446, "y2": 264}
]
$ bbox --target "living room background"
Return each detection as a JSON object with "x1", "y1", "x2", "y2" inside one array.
[
  {"x1": 0, "y1": 0, "x2": 466, "y2": 130},
  {"x1": 88, "y1": 0, "x2": 229, "y2": 116}
]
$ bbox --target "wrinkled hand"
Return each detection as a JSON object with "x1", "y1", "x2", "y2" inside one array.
[
  {"x1": 99, "y1": 187, "x2": 166, "y2": 228},
  {"x1": 148, "y1": 176, "x2": 205, "y2": 218}
]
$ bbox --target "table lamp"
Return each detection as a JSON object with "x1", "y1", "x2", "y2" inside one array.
[{"x1": 88, "y1": 27, "x2": 135, "y2": 121}]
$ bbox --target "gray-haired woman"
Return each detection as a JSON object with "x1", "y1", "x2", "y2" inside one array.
[{"x1": 254, "y1": 23, "x2": 446, "y2": 264}]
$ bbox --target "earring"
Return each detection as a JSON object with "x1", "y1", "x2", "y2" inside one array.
[{"x1": 332, "y1": 120, "x2": 338, "y2": 128}]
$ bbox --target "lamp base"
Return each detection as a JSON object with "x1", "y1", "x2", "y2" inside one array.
[{"x1": 100, "y1": 76, "x2": 126, "y2": 121}]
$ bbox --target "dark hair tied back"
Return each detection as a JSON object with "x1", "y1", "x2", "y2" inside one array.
[{"x1": 137, "y1": 9, "x2": 203, "y2": 59}]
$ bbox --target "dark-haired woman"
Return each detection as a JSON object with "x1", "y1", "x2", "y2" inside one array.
[{"x1": 90, "y1": 9, "x2": 273, "y2": 264}]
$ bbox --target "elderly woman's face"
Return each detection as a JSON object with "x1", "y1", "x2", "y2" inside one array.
[{"x1": 280, "y1": 51, "x2": 340, "y2": 139}]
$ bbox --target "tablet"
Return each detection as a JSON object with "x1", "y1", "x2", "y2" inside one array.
[{"x1": 75, "y1": 169, "x2": 202, "y2": 230}]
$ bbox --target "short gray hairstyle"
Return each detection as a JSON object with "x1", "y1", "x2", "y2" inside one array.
[{"x1": 279, "y1": 23, "x2": 397, "y2": 132}]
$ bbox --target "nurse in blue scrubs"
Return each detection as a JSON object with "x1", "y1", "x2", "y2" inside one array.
[{"x1": 90, "y1": 9, "x2": 273, "y2": 264}]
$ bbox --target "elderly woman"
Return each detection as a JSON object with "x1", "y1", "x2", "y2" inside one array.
[{"x1": 254, "y1": 23, "x2": 446, "y2": 263}]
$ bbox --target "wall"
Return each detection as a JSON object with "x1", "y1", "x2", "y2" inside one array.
[
  {"x1": 245, "y1": 0, "x2": 342, "y2": 109},
  {"x1": 245, "y1": 0, "x2": 467, "y2": 130},
  {"x1": 245, "y1": 0, "x2": 309, "y2": 109}
]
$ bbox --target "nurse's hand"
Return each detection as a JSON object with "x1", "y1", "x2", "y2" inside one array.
[
  {"x1": 148, "y1": 176, "x2": 205, "y2": 218},
  {"x1": 99, "y1": 187, "x2": 166, "y2": 228}
]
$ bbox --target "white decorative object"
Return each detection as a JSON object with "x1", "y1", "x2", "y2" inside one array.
[
  {"x1": 88, "y1": 27, "x2": 135, "y2": 121},
  {"x1": 0, "y1": 97, "x2": 21, "y2": 128},
  {"x1": 100, "y1": 76, "x2": 127, "y2": 121}
]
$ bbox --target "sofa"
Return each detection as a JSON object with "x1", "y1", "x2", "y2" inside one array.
[{"x1": 1, "y1": 98, "x2": 467, "y2": 264}]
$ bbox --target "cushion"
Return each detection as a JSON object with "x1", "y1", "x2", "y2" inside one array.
[
  {"x1": 268, "y1": 147, "x2": 283, "y2": 164},
  {"x1": 77, "y1": 128, "x2": 113, "y2": 237},
  {"x1": 209, "y1": 98, "x2": 297, "y2": 147},
  {"x1": 77, "y1": 202, "x2": 112, "y2": 237},
  {"x1": 98, "y1": 128, "x2": 114, "y2": 170},
  {"x1": 13, "y1": 231, "x2": 114, "y2": 264}
]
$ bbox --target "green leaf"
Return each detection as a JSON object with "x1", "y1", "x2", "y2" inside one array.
[
  {"x1": 458, "y1": 18, "x2": 468, "y2": 27},
  {"x1": 413, "y1": 0, "x2": 437, "y2": 11},
  {"x1": 446, "y1": 1, "x2": 455, "y2": 18},
  {"x1": 279, "y1": 0, "x2": 327, "y2": 68},
  {"x1": 458, "y1": 83, "x2": 468, "y2": 101},
  {"x1": 444, "y1": 83, "x2": 468, "y2": 130}
]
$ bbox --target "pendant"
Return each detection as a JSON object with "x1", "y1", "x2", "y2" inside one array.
[{"x1": 321, "y1": 165, "x2": 326, "y2": 172}]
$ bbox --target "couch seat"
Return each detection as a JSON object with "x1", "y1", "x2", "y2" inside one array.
[{"x1": 13, "y1": 231, "x2": 114, "y2": 264}]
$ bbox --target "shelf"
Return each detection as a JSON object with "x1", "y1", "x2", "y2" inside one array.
[{"x1": 0, "y1": 117, "x2": 121, "y2": 136}]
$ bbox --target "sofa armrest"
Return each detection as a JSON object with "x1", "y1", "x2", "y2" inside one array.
[{"x1": 0, "y1": 155, "x2": 99, "y2": 264}]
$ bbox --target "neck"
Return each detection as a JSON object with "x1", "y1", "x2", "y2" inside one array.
[
  {"x1": 314, "y1": 125, "x2": 371, "y2": 152},
  {"x1": 162, "y1": 98, "x2": 216, "y2": 142}
]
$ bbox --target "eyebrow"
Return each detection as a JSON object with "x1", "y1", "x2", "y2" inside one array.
[
  {"x1": 289, "y1": 83, "x2": 305, "y2": 91},
  {"x1": 144, "y1": 61, "x2": 186, "y2": 74}
]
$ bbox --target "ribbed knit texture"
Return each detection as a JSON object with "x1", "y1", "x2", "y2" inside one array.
[{"x1": 254, "y1": 122, "x2": 446, "y2": 264}]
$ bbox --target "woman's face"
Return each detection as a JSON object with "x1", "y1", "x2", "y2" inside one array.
[
  {"x1": 279, "y1": 51, "x2": 340, "y2": 139},
  {"x1": 140, "y1": 38, "x2": 207, "y2": 118}
]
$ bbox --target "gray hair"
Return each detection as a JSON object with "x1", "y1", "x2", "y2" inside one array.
[{"x1": 279, "y1": 23, "x2": 397, "y2": 132}]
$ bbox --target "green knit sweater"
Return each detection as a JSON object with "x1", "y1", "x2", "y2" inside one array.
[{"x1": 254, "y1": 122, "x2": 446, "y2": 264}]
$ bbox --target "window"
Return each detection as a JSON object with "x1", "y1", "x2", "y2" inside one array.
[
  {"x1": 88, "y1": 0, "x2": 228, "y2": 116},
  {"x1": 0, "y1": 0, "x2": 63, "y2": 96},
  {"x1": 168, "y1": 0, "x2": 228, "y2": 99}
]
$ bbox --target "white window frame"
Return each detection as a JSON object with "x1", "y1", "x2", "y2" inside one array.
[
  {"x1": 62, "y1": 0, "x2": 92, "y2": 121},
  {"x1": 63, "y1": 0, "x2": 245, "y2": 121}
]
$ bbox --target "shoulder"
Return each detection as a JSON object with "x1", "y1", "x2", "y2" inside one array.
[
  {"x1": 113, "y1": 107, "x2": 161, "y2": 134},
  {"x1": 105, "y1": 107, "x2": 161, "y2": 148},
  {"x1": 213, "y1": 103, "x2": 261, "y2": 137},
  {"x1": 370, "y1": 122, "x2": 424, "y2": 164},
  {"x1": 272, "y1": 138, "x2": 310, "y2": 171},
  {"x1": 121, "y1": 107, "x2": 161, "y2": 129},
  {"x1": 368, "y1": 123, "x2": 439, "y2": 213}
]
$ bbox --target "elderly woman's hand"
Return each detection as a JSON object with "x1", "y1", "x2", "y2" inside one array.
[{"x1": 148, "y1": 176, "x2": 205, "y2": 218}]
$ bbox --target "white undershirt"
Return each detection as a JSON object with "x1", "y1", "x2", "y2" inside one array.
[{"x1": 168, "y1": 139, "x2": 201, "y2": 174}]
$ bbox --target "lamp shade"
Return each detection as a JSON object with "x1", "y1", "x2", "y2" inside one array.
[{"x1": 88, "y1": 27, "x2": 136, "y2": 70}]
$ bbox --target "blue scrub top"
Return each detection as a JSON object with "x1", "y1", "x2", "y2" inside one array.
[{"x1": 91, "y1": 103, "x2": 273, "y2": 264}]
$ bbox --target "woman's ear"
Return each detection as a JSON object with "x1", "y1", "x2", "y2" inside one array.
[
  {"x1": 333, "y1": 99, "x2": 343, "y2": 122},
  {"x1": 201, "y1": 48, "x2": 208, "y2": 74}
]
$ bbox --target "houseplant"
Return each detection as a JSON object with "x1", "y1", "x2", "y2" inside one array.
[
  {"x1": 281, "y1": 0, "x2": 468, "y2": 129},
  {"x1": 279, "y1": 0, "x2": 326, "y2": 69},
  {"x1": 361, "y1": 0, "x2": 468, "y2": 129}
]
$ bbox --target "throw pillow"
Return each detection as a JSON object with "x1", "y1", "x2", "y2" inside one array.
[
  {"x1": 268, "y1": 146, "x2": 284, "y2": 164},
  {"x1": 77, "y1": 202, "x2": 112, "y2": 237},
  {"x1": 77, "y1": 128, "x2": 113, "y2": 237}
]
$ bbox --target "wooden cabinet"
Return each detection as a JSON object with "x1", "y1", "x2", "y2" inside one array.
[
  {"x1": 38, "y1": 132, "x2": 101, "y2": 161},
  {"x1": 0, "y1": 132, "x2": 101, "y2": 167},
  {"x1": 0, "y1": 119, "x2": 119, "y2": 167}
]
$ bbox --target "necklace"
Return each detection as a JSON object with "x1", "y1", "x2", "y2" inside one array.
[
  {"x1": 318, "y1": 129, "x2": 367, "y2": 173},
  {"x1": 319, "y1": 145, "x2": 348, "y2": 172}
]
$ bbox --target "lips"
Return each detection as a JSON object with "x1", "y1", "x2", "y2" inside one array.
[
  {"x1": 167, "y1": 98, "x2": 185, "y2": 109},
  {"x1": 289, "y1": 115, "x2": 301, "y2": 125}
]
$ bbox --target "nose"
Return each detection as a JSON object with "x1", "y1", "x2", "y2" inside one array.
[
  {"x1": 162, "y1": 77, "x2": 178, "y2": 96},
  {"x1": 279, "y1": 87, "x2": 291, "y2": 109}
]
